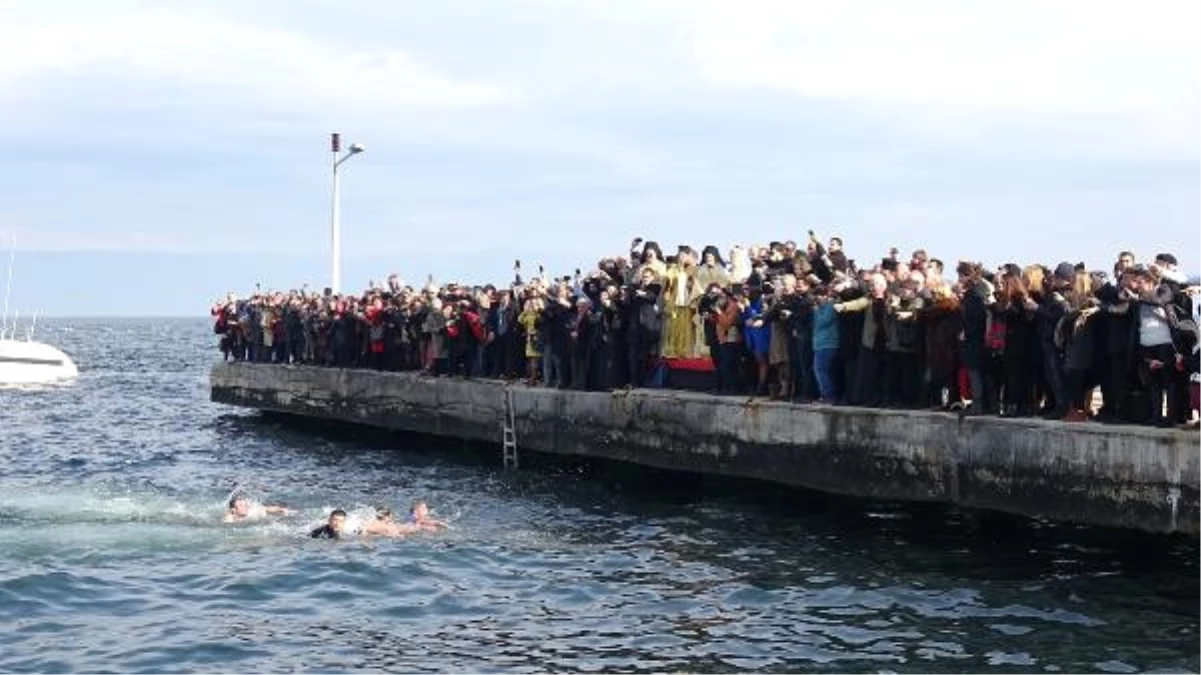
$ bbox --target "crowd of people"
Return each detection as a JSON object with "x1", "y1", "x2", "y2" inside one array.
[{"x1": 211, "y1": 234, "x2": 1200, "y2": 429}]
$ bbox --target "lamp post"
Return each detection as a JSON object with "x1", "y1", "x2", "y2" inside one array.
[{"x1": 329, "y1": 132, "x2": 365, "y2": 295}]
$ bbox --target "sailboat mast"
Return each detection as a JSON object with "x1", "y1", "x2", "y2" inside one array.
[{"x1": 1, "y1": 234, "x2": 14, "y2": 341}]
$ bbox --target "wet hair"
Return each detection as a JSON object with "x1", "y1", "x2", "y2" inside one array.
[
  {"x1": 228, "y1": 493, "x2": 248, "y2": 509},
  {"x1": 375, "y1": 507, "x2": 394, "y2": 520},
  {"x1": 330, "y1": 509, "x2": 347, "y2": 519}
]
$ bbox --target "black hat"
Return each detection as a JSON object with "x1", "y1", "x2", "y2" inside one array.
[
  {"x1": 701, "y1": 245, "x2": 725, "y2": 266},
  {"x1": 1155, "y1": 253, "x2": 1178, "y2": 266},
  {"x1": 1054, "y1": 262, "x2": 1075, "y2": 281},
  {"x1": 641, "y1": 241, "x2": 663, "y2": 263}
]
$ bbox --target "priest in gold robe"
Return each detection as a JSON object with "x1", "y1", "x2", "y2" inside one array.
[
  {"x1": 660, "y1": 247, "x2": 702, "y2": 359},
  {"x1": 692, "y1": 245, "x2": 730, "y2": 357}
]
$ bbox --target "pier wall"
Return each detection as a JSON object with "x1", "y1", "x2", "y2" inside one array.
[{"x1": 210, "y1": 362, "x2": 1199, "y2": 535}]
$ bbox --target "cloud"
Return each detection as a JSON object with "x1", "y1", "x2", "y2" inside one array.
[
  {"x1": 673, "y1": 1, "x2": 1198, "y2": 108},
  {"x1": 669, "y1": 0, "x2": 1200, "y2": 153},
  {"x1": 0, "y1": 2, "x2": 516, "y2": 117},
  {"x1": 0, "y1": 0, "x2": 1195, "y2": 299}
]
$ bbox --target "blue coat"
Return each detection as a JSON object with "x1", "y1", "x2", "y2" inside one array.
[
  {"x1": 742, "y1": 298, "x2": 771, "y2": 356},
  {"x1": 812, "y1": 303, "x2": 840, "y2": 351}
]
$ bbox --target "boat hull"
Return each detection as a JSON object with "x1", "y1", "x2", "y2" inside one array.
[{"x1": 0, "y1": 339, "x2": 79, "y2": 384}]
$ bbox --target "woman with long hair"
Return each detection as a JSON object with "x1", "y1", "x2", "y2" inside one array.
[
  {"x1": 1057, "y1": 272, "x2": 1101, "y2": 421},
  {"x1": 997, "y1": 270, "x2": 1038, "y2": 416}
]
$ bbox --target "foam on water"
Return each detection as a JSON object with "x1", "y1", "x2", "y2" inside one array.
[{"x1": 0, "y1": 484, "x2": 351, "y2": 560}]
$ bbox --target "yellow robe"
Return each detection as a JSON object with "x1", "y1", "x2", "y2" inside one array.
[
  {"x1": 660, "y1": 264, "x2": 701, "y2": 359},
  {"x1": 634, "y1": 259, "x2": 667, "y2": 284},
  {"x1": 518, "y1": 309, "x2": 541, "y2": 358},
  {"x1": 691, "y1": 264, "x2": 730, "y2": 357},
  {"x1": 693, "y1": 264, "x2": 730, "y2": 294}
]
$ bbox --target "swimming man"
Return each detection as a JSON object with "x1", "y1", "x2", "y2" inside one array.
[
  {"x1": 310, "y1": 509, "x2": 347, "y2": 539},
  {"x1": 406, "y1": 500, "x2": 449, "y2": 532},
  {"x1": 223, "y1": 493, "x2": 295, "y2": 523},
  {"x1": 362, "y1": 507, "x2": 421, "y2": 538}
]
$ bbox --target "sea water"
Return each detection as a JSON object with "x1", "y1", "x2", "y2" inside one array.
[{"x1": 0, "y1": 318, "x2": 1196, "y2": 673}]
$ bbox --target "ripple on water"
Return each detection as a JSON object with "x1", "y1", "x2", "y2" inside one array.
[{"x1": 0, "y1": 318, "x2": 1196, "y2": 674}]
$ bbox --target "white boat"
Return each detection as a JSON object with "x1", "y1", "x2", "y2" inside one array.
[
  {"x1": 0, "y1": 337, "x2": 78, "y2": 384},
  {"x1": 0, "y1": 234, "x2": 78, "y2": 385}
]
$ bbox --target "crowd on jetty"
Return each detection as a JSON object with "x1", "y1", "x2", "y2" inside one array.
[{"x1": 211, "y1": 234, "x2": 1200, "y2": 429}]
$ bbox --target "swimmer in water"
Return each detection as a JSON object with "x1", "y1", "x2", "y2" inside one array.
[
  {"x1": 362, "y1": 507, "x2": 420, "y2": 538},
  {"x1": 406, "y1": 499, "x2": 449, "y2": 532},
  {"x1": 222, "y1": 493, "x2": 295, "y2": 523},
  {"x1": 310, "y1": 509, "x2": 347, "y2": 539}
]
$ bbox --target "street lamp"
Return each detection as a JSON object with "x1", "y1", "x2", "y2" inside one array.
[{"x1": 329, "y1": 132, "x2": 365, "y2": 294}]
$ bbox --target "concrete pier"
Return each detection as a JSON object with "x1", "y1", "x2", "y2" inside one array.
[{"x1": 210, "y1": 362, "x2": 1199, "y2": 535}]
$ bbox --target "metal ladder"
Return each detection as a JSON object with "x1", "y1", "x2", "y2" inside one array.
[{"x1": 502, "y1": 386, "x2": 518, "y2": 470}]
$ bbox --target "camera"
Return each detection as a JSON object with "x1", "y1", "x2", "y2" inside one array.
[{"x1": 698, "y1": 290, "x2": 722, "y2": 315}]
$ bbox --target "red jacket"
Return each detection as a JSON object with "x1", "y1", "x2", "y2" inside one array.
[{"x1": 463, "y1": 311, "x2": 486, "y2": 342}]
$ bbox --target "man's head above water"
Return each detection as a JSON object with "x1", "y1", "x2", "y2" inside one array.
[
  {"x1": 328, "y1": 509, "x2": 347, "y2": 533},
  {"x1": 223, "y1": 493, "x2": 293, "y2": 523},
  {"x1": 228, "y1": 493, "x2": 250, "y2": 518}
]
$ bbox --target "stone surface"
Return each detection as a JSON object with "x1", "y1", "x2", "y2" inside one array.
[{"x1": 211, "y1": 362, "x2": 1200, "y2": 535}]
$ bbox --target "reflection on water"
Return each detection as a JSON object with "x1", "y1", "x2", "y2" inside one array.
[{"x1": 0, "y1": 318, "x2": 1196, "y2": 673}]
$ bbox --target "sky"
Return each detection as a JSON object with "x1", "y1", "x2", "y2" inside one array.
[{"x1": 0, "y1": 0, "x2": 1197, "y2": 316}]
